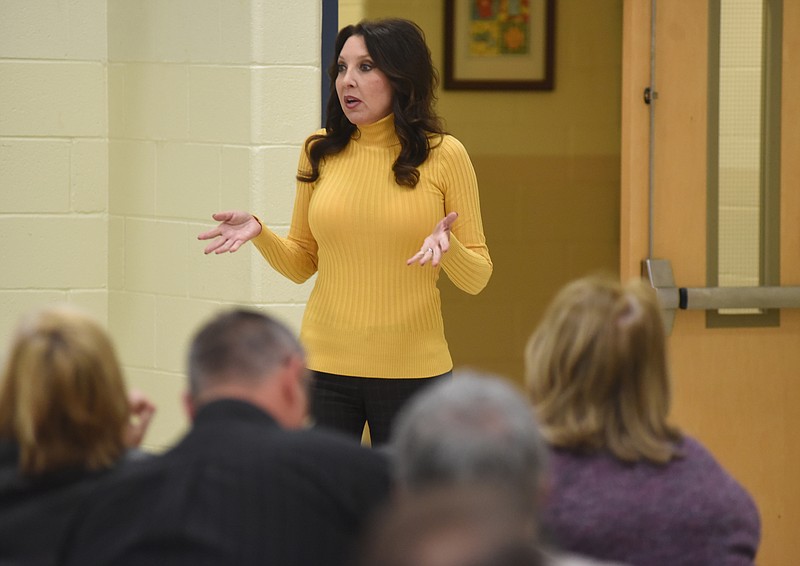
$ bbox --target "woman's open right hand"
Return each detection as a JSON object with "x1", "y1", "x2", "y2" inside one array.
[{"x1": 197, "y1": 211, "x2": 263, "y2": 254}]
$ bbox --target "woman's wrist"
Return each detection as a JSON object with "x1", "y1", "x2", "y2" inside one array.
[{"x1": 251, "y1": 215, "x2": 264, "y2": 236}]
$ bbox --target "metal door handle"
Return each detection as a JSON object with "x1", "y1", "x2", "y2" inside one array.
[
  {"x1": 679, "y1": 286, "x2": 800, "y2": 310},
  {"x1": 643, "y1": 259, "x2": 800, "y2": 332}
]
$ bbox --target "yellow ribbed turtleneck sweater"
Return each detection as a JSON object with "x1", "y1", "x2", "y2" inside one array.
[{"x1": 253, "y1": 114, "x2": 492, "y2": 378}]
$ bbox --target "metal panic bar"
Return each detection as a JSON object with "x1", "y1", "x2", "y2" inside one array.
[
  {"x1": 643, "y1": 259, "x2": 800, "y2": 331},
  {"x1": 679, "y1": 286, "x2": 800, "y2": 310}
]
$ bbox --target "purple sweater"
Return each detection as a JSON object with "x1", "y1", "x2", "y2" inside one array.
[{"x1": 540, "y1": 436, "x2": 760, "y2": 566}]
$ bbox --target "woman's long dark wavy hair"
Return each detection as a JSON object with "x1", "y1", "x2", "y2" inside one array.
[{"x1": 297, "y1": 18, "x2": 445, "y2": 188}]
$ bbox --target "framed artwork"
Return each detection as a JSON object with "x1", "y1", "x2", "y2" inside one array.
[{"x1": 444, "y1": 0, "x2": 556, "y2": 90}]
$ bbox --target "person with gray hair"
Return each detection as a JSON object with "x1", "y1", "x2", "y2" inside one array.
[
  {"x1": 377, "y1": 371, "x2": 624, "y2": 566},
  {"x1": 391, "y1": 370, "x2": 547, "y2": 503},
  {"x1": 60, "y1": 309, "x2": 391, "y2": 566},
  {"x1": 184, "y1": 308, "x2": 308, "y2": 424}
]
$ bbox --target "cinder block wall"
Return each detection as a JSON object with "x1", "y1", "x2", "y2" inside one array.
[
  {"x1": 1, "y1": 0, "x2": 321, "y2": 451},
  {"x1": 0, "y1": 0, "x2": 110, "y2": 332},
  {"x1": 107, "y1": 0, "x2": 321, "y2": 449}
]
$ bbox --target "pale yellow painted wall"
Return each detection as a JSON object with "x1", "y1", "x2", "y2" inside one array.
[
  {"x1": 340, "y1": 0, "x2": 365, "y2": 26},
  {"x1": 0, "y1": 0, "x2": 322, "y2": 450},
  {"x1": 0, "y1": 0, "x2": 110, "y2": 333}
]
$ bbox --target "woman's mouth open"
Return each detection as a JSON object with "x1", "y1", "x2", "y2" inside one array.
[{"x1": 344, "y1": 96, "x2": 361, "y2": 109}]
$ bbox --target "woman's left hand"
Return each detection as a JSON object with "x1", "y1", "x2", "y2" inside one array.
[{"x1": 407, "y1": 212, "x2": 458, "y2": 267}]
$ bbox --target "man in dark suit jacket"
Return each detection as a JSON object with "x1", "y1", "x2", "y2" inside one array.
[{"x1": 59, "y1": 309, "x2": 391, "y2": 566}]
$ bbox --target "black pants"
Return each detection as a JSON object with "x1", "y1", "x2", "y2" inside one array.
[{"x1": 309, "y1": 370, "x2": 452, "y2": 446}]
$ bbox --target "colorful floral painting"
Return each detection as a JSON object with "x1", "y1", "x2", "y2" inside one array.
[
  {"x1": 469, "y1": 0, "x2": 531, "y2": 56},
  {"x1": 444, "y1": 0, "x2": 554, "y2": 90}
]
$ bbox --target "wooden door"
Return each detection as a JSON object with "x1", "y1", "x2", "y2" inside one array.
[{"x1": 621, "y1": 1, "x2": 800, "y2": 564}]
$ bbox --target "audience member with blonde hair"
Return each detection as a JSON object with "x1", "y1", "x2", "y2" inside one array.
[
  {"x1": 526, "y1": 275, "x2": 760, "y2": 566},
  {"x1": 0, "y1": 305, "x2": 154, "y2": 565}
]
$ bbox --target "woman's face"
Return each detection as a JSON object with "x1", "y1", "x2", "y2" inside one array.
[{"x1": 335, "y1": 35, "x2": 394, "y2": 126}]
